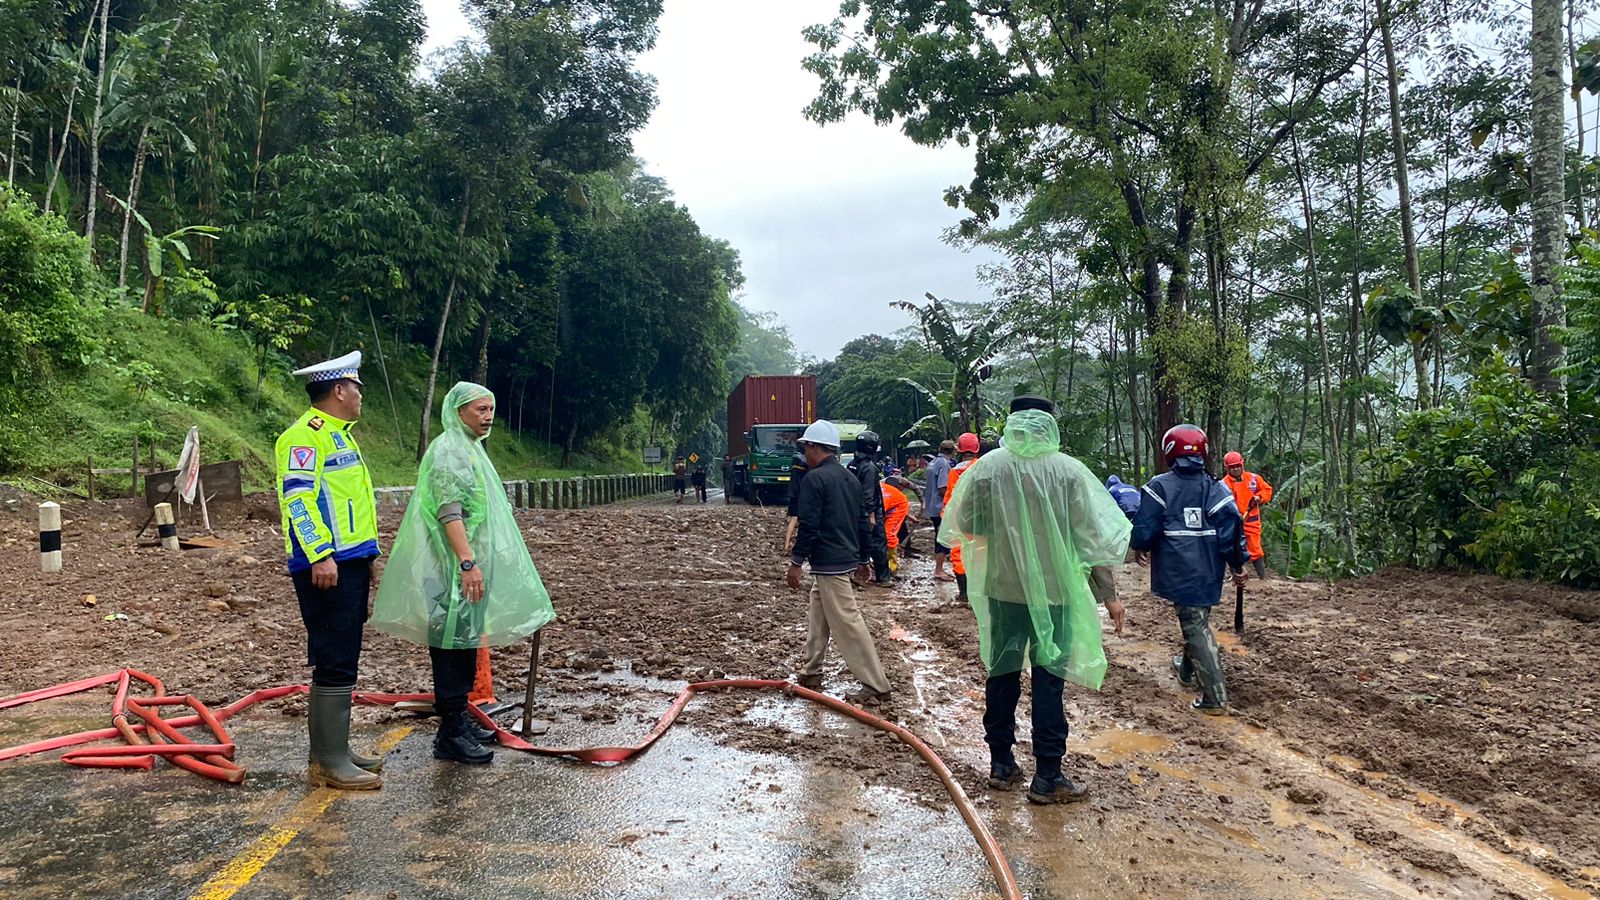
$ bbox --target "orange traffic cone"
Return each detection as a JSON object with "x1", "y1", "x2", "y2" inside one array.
[{"x1": 469, "y1": 643, "x2": 496, "y2": 706}]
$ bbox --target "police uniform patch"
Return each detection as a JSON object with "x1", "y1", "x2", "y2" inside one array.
[
  {"x1": 1184, "y1": 507, "x2": 1204, "y2": 528},
  {"x1": 331, "y1": 432, "x2": 347, "y2": 450},
  {"x1": 289, "y1": 446, "x2": 317, "y2": 471},
  {"x1": 308, "y1": 416, "x2": 325, "y2": 431}
]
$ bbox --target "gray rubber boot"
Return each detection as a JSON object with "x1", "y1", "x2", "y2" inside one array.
[{"x1": 308, "y1": 685, "x2": 382, "y2": 791}]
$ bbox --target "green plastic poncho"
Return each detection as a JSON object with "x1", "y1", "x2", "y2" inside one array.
[
  {"x1": 937, "y1": 409, "x2": 1132, "y2": 688},
  {"x1": 371, "y1": 382, "x2": 555, "y2": 649}
]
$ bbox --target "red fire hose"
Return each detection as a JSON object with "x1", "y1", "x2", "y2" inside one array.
[{"x1": 1, "y1": 672, "x2": 1022, "y2": 900}]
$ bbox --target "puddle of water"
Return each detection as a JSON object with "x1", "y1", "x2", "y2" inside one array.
[{"x1": 1072, "y1": 728, "x2": 1175, "y2": 765}]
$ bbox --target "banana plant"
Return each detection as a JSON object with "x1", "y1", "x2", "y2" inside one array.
[
  {"x1": 892, "y1": 293, "x2": 1010, "y2": 434},
  {"x1": 106, "y1": 193, "x2": 219, "y2": 314}
]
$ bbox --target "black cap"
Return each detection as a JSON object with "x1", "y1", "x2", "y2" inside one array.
[{"x1": 1010, "y1": 394, "x2": 1055, "y2": 414}]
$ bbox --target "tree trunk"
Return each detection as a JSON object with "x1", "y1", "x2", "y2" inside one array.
[
  {"x1": 44, "y1": 0, "x2": 100, "y2": 216},
  {"x1": 1529, "y1": 0, "x2": 1567, "y2": 394},
  {"x1": 472, "y1": 297, "x2": 495, "y2": 385},
  {"x1": 117, "y1": 123, "x2": 150, "y2": 288},
  {"x1": 1567, "y1": 0, "x2": 1587, "y2": 231},
  {"x1": 85, "y1": 0, "x2": 111, "y2": 256},
  {"x1": 418, "y1": 183, "x2": 473, "y2": 460},
  {"x1": 1379, "y1": 0, "x2": 1431, "y2": 408},
  {"x1": 6, "y1": 75, "x2": 20, "y2": 185},
  {"x1": 1119, "y1": 178, "x2": 1177, "y2": 460},
  {"x1": 1291, "y1": 132, "x2": 1356, "y2": 559}
]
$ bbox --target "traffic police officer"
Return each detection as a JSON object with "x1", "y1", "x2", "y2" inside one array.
[{"x1": 276, "y1": 350, "x2": 384, "y2": 790}]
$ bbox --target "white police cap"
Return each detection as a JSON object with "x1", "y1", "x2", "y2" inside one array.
[{"x1": 291, "y1": 350, "x2": 363, "y2": 384}]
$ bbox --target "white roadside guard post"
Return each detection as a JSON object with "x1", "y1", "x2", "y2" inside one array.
[
  {"x1": 39, "y1": 502, "x2": 62, "y2": 573},
  {"x1": 155, "y1": 502, "x2": 180, "y2": 551}
]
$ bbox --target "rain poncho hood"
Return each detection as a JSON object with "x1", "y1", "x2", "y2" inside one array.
[
  {"x1": 937, "y1": 410, "x2": 1132, "y2": 688},
  {"x1": 371, "y1": 382, "x2": 554, "y2": 649}
]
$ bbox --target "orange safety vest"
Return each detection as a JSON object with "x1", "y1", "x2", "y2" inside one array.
[
  {"x1": 882, "y1": 484, "x2": 909, "y2": 549},
  {"x1": 1223, "y1": 470, "x2": 1274, "y2": 560}
]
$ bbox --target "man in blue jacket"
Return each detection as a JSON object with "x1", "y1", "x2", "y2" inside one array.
[
  {"x1": 1105, "y1": 475, "x2": 1141, "y2": 521},
  {"x1": 1130, "y1": 425, "x2": 1249, "y2": 715}
]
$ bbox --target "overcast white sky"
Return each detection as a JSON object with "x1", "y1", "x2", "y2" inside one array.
[{"x1": 420, "y1": 0, "x2": 1000, "y2": 360}]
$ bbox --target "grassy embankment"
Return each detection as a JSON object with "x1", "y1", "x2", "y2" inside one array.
[{"x1": 2, "y1": 309, "x2": 652, "y2": 495}]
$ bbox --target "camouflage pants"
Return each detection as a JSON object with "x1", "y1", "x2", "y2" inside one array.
[{"x1": 1175, "y1": 605, "x2": 1227, "y2": 707}]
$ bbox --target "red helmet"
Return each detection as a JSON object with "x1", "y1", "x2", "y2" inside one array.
[
  {"x1": 1223, "y1": 451, "x2": 1244, "y2": 467},
  {"x1": 956, "y1": 432, "x2": 980, "y2": 454},
  {"x1": 1161, "y1": 424, "x2": 1208, "y2": 466}
]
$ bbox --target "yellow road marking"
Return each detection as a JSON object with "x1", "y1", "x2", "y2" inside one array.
[{"x1": 190, "y1": 726, "x2": 412, "y2": 900}]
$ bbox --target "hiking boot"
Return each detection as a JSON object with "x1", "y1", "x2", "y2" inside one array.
[
  {"x1": 1026, "y1": 773, "x2": 1090, "y2": 805},
  {"x1": 464, "y1": 713, "x2": 498, "y2": 744},
  {"x1": 433, "y1": 711, "x2": 494, "y2": 764},
  {"x1": 988, "y1": 761, "x2": 1025, "y2": 791},
  {"x1": 795, "y1": 673, "x2": 823, "y2": 690},
  {"x1": 1172, "y1": 656, "x2": 1198, "y2": 690},
  {"x1": 1191, "y1": 699, "x2": 1228, "y2": 717},
  {"x1": 307, "y1": 686, "x2": 382, "y2": 791},
  {"x1": 845, "y1": 686, "x2": 892, "y2": 706}
]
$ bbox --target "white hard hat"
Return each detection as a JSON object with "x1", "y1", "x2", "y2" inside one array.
[{"x1": 799, "y1": 420, "x2": 841, "y2": 449}]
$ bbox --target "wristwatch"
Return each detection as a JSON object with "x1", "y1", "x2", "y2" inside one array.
[{"x1": 459, "y1": 559, "x2": 477, "y2": 572}]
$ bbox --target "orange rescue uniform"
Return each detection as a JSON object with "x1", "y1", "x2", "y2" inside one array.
[
  {"x1": 882, "y1": 484, "x2": 909, "y2": 549},
  {"x1": 1223, "y1": 470, "x2": 1274, "y2": 560},
  {"x1": 944, "y1": 458, "x2": 976, "y2": 575}
]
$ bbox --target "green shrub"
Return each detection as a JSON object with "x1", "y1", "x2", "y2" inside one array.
[
  {"x1": 1364, "y1": 360, "x2": 1600, "y2": 587},
  {"x1": 0, "y1": 190, "x2": 103, "y2": 405}
]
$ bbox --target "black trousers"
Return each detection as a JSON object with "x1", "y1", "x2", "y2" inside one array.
[
  {"x1": 291, "y1": 558, "x2": 372, "y2": 688},
  {"x1": 985, "y1": 668, "x2": 1067, "y2": 777},
  {"x1": 869, "y1": 519, "x2": 890, "y2": 581},
  {"x1": 430, "y1": 645, "x2": 477, "y2": 717}
]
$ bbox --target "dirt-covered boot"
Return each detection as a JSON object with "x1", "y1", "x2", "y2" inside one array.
[
  {"x1": 988, "y1": 759, "x2": 1025, "y2": 791},
  {"x1": 434, "y1": 711, "x2": 494, "y2": 765},
  {"x1": 307, "y1": 686, "x2": 382, "y2": 791}
]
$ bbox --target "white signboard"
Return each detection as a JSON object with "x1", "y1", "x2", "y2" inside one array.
[{"x1": 643, "y1": 447, "x2": 663, "y2": 464}]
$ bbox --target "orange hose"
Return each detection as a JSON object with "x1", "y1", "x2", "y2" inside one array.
[{"x1": 4, "y1": 673, "x2": 1023, "y2": 898}]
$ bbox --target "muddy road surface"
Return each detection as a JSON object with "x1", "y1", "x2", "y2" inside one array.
[{"x1": 0, "y1": 491, "x2": 1595, "y2": 898}]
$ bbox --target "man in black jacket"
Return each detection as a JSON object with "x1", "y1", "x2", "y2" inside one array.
[
  {"x1": 787, "y1": 420, "x2": 892, "y2": 704},
  {"x1": 847, "y1": 430, "x2": 892, "y2": 584}
]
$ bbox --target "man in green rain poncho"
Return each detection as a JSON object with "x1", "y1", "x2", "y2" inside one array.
[
  {"x1": 940, "y1": 396, "x2": 1131, "y2": 805},
  {"x1": 372, "y1": 383, "x2": 555, "y2": 765}
]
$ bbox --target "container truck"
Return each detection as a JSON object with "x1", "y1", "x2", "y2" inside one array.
[{"x1": 726, "y1": 375, "x2": 815, "y2": 504}]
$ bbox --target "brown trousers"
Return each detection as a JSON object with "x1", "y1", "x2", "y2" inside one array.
[{"x1": 801, "y1": 574, "x2": 890, "y2": 693}]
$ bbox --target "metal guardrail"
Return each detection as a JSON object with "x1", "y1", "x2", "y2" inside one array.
[{"x1": 373, "y1": 473, "x2": 674, "y2": 511}]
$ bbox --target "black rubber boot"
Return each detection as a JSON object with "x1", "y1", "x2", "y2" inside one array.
[
  {"x1": 433, "y1": 711, "x2": 494, "y2": 764},
  {"x1": 307, "y1": 686, "x2": 382, "y2": 790}
]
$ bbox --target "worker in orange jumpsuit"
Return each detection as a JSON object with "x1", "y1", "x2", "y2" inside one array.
[
  {"x1": 945, "y1": 432, "x2": 981, "y2": 601},
  {"x1": 1222, "y1": 451, "x2": 1274, "y2": 579},
  {"x1": 881, "y1": 480, "x2": 910, "y2": 575}
]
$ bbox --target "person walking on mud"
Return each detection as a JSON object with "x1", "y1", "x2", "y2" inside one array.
[
  {"x1": 1222, "y1": 451, "x2": 1274, "y2": 579},
  {"x1": 1130, "y1": 425, "x2": 1249, "y2": 715},
  {"x1": 275, "y1": 351, "x2": 384, "y2": 791},
  {"x1": 940, "y1": 395, "x2": 1131, "y2": 804},
  {"x1": 926, "y1": 440, "x2": 955, "y2": 582},
  {"x1": 787, "y1": 420, "x2": 893, "y2": 705},
  {"x1": 673, "y1": 457, "x2": 688, "y2": 504},
  {"x1": 371, "y1": 382, "x2": 555, "y2": 764},
  {"x1": 692, "y1": 463, "x2": 709, "y2": 503},
  {"x1": 847, "y1": 430, "x2": 892, "y2": 585}
]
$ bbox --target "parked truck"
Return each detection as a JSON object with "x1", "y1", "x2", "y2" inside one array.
[{"x1": 726, "y1": 375, "x2": 815, "y2": 504}]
